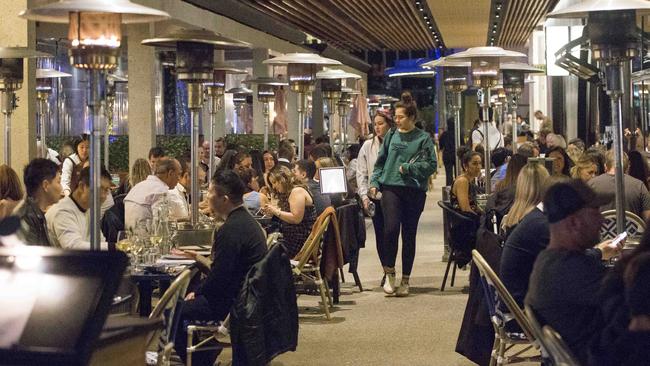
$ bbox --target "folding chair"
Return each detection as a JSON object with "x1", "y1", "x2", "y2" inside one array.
[
  {"x1": 185, "y1": 315, "x2": 231, "y2": 366},
  {"x1": 145, "y1": 268, "x2": 194, "y2": 366},
  {"x1": 292, "y1": 215, "x2": 334, "y2": 320},
  {"x1": 472, "y1": 250, "x2": 542, "y2": 366}
]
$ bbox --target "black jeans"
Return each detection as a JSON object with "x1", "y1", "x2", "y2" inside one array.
[
  {"x1": 370, "y1": 198, "x2": 386, "y2": 267},
  {"x1": 444, "y1": 159, "x2": 456, "y2": 187},
  {"x1": 380, "y1": 185, "x2": 427, "y2": 276},
  {"x1": 174, "y1": 295, "x2": 223, "y2": 366}
]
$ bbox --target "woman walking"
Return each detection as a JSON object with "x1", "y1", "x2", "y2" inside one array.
[
  {"x1": 369, "y1": 101, "x2": 437, "y2": 297},
  {"x1": 357, "y1": 110, "x2": 393, "y2": 284}
]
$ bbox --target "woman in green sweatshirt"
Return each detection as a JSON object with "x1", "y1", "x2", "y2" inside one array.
[{"x1": 369, "y1": 101, "x2": 437, "y2": 297}]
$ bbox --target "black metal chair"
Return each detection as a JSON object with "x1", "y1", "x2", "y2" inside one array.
[{"x1": 437, "y1": 200, "x2": 479, "y2": 291}]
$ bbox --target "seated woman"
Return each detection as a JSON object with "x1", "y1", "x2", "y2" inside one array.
[
  {"x1": 261, "y1": 166, "x2": 317, "y2": 258},
  {"x1": 237, "y1": 168, "x2": 267, "y2": 213},
  {"x1": 0, "y1": 164, "x2": 24, "y2": 220},
  {"x1": 451, "y1": 151, "x2": 483, "y2": 214},
  {"x1": 571, "y1": 154, "x2": 598, "y2": 182},
  {"x1": 548, "y1": 146, "x2": 573, "y2": 177}
]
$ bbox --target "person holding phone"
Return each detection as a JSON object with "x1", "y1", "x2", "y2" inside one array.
[{"x1": 369, "y1": 101, "x2": 437, "y2": 297}]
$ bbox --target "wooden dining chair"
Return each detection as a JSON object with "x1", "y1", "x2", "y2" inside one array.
[
  {"x1": 292, "y1": 215, "x2": 333, "y2": 320},
  {"x1": 146, "y1": 268, "x2": 195, "y2": 366}
]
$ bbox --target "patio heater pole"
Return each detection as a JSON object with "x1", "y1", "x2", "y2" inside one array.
[
  {"x1": 481, "y1": 88, "x2": 492, "y2": 194},
  {"x1": 452, "y1": 92, "x2": 462, "y2": 177},
  {"x1": 607, "y1": 63, "x2": 627, "y2": 234},
  {"x1": 88, "y1": 70, "x2": 103, "y2": 248}
]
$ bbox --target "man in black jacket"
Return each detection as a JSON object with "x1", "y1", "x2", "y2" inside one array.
[
  {"x1": 15, "y1": 158, "x2": 63, "y2": 246},
  {"x1": 174, "y1": 170, "x2": 267, "y2": 365}
]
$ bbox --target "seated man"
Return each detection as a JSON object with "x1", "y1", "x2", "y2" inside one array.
[
  {"x1": 15, "y1": 158, "x2": 62, "y2": 246},
  {"x1": 525, "y1": 179, "x2": 621, "y2": 364},
  {"x1": 148, "y1": 146, "x2": 166, "y2": 172},
  {"x1": 588, "y1": 150, "x2": 650, "y2": 221},
  {"x1": 46, "y1": 166, "x2": 112, "y2": 249},
  {"x1": 292, "y1": 159, "x2": 330, "y2": 215},
  {"x1": 124, "y1": 157, "x2": 181, "y2": 230},
  {"x1": 167, "y1": 157, "x2": 191, "y2": 221},
  {"x1": 174, "y1": 170, "x2": 267, "y2": 365}
]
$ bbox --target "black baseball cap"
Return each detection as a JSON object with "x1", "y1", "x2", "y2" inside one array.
[{"x1": 543, "y1": 179, "x2": 612, "y2": 224}]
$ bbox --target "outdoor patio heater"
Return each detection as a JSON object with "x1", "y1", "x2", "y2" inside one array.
[
  {"x1": 20, "y1": 0, "x2": 170, "y2": 250},
  {"x1": 143, "y1": 29, "x2": 248, "y2": 227},
  {"x1": 0, "y1": 47, "x2": 49, "y2": 166},
  {"x1": 226, "y1": 86, "x2": 253, "y2": 134},
  {"x1": 423, "y1": 57, "x2": 470, "y2": 179},
  {"x1": 243, "y1": 76, "x2": 288, "y2": 151},
  {"x1": 448, "y1": 47, "x2": 526, "y2": 195},
  {"x1": 316, "y1": 68, "x2": 361, "y2": 153},
  {"x1": 263, "y1": 53, "x2": 341, "y2": 160},
  {"x1": 205, "y1": 62, "x2": 247, "y2": 180},
  {"x1": 548, "y1": 0, "x2": 650, "y2": 235},
  {"x1": 36, "y1": 66, "x2": 71, "y2": 159},
  {"x1": 500, "y1": 62, "x2": 544, "y2": 153},
  {"x1": 104, "y1": 72, "x2": 128, "y2": 169}
]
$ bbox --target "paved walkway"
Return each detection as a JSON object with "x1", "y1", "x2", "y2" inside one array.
[{"x1": 268, "y1": 172, "x2": 477, "y2": 366}]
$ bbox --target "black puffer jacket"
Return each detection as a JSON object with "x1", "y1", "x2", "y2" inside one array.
[{"x1": 230, "y1": 244, "x2": 299, "y2": 366}]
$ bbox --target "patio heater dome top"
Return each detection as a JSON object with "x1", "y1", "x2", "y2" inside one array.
[
  {"x1": 341, "y1": 87, "x2": 360, "y2": 94},
  {"x1": 226, "y1": 86, "x2": 253, "y2": 94},
  {"x1": 18, "y1": 0, "x2": 170, "y2": 23},
  {"x1": 316, "y1": 68, "x2": 362, "y2": 80},
  {"x1": 213, "y1": 62, "x2": 247, "y2": 74},
  {"x1": 421, "y1": 57, "x2": 470, "y2": 68},
  {"x1": 141, "y1": 29, "x2": 251, "y2": 49},
  {"x1": 0, "y1": 47, "x2": 50, "y2": 59},
  {"x1": 263, "y1": 52, "x2": 341, "y2": 65},
  {"x1": 36, "y1": 69, "x2": 72, "y2": 78},
  {"x1": 499, "y1": 62, "x2": 545, "y2": 73},
  {"x1": 446, "y1": 46, "x2": 527, "y2": 61},
  {"x1": 242, "y1": 76, "x2": 288, "y2": 86},
  {"x1": 547, "y1": 0, "x2": 650, "y2": 18}
]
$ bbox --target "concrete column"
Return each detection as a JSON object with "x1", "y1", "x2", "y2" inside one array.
[
  {"x1": 127, "y1": 23, "x2": 156, "y2": 170},
  {"x1": 252, "y1": 48, "x2": 270, "y2": 135},
  {"x1": 0, "y1": 0, "x2": 37, "y2": 170}
]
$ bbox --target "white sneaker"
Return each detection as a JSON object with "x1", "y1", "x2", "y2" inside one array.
[
  {"x1": 396, "y1": 282, "x2": 410, "y2": 297},
  {"x1": 383, "y1": 273, "x2": 396, "y2": 294}
]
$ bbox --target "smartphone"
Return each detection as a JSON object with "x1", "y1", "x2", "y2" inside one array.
[{"x1": 611, "y1": 232, "x2": 627, "y2": 248}]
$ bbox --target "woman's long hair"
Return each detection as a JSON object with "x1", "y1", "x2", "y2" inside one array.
[
  {"x1": 495, "y1": 154, "x2": 528, "y2": 192},
  {"x1": 501, "y1": 162, "x2": 550, "y2": 229},
  {"x1": 129, "y1": 158, "x2": 150, "y2": 187},
  {"x1": 570, "y1": 153, "x2": 598, "y2": 181},
  {"x1": 628, "y1": 150, "x2": 650, "y2": 190},
  {"x1": 267, "y1": 166, "x2": 307, "y2": 203},
  {"x1": 0, "y1": 164, "x2": 23, "y2": 201},
  {"x1": 548, "y1": 146, "x2": 573, "y2": 176}
]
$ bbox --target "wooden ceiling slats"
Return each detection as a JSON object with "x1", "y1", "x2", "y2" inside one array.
[
  {"x1": 333, "y1": 0, "x2": 404, "y2": 50},
  {"x1": 362, "y1": 0, "x2": 413, "y2": 50},
  {"x1": 401, "y1": 0, "x2": 437, "y2": 49},
  {"x1": 498, "y1": 0, "x2": 559, "y2": 48},
  {"x1": 332, "y1": 0, "x2": 404, "y2": 50},
  {"x1": 307, "y1": 0, "x2": 380, "y2": 49},
  {"x1": 391, "y1": 0, "x2": 430, "y2": 49},
  {"x1": 242, "y1": 0, "x2": 441, "y2": 51},
  {"x1": 284, "y1": 0, "x2": 375, "y2": 50},
  {"x1": 248, "y1": 0, "x2": 355, "y2": 50}
]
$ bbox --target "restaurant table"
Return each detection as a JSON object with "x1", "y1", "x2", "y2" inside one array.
[
  {"x1": 130, "y1": 260, "x2": 195, "y2": 316},
  {"x1": 90, "y1": 315, "x2": 163, "y2": 366}
]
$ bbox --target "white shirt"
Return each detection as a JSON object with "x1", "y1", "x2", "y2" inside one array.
[
  {"x1": 124, "y1": 175, "x2": 170, "y2": 230},
  {"x1": 168, "y1": 183, "x2": 190, "y2": 221},
  {"x1": 61, "y1": 153, "x2": 81, "y2": 195},
  {"x1": 471, "y1": 122, "x2": 504, "y2": 150},
  {"x1": 356, "y1": 136, "x2": 382, "y2": 199},
  {"x1": 45, "y1": 195, "x2": 107, "y2": 250}
]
